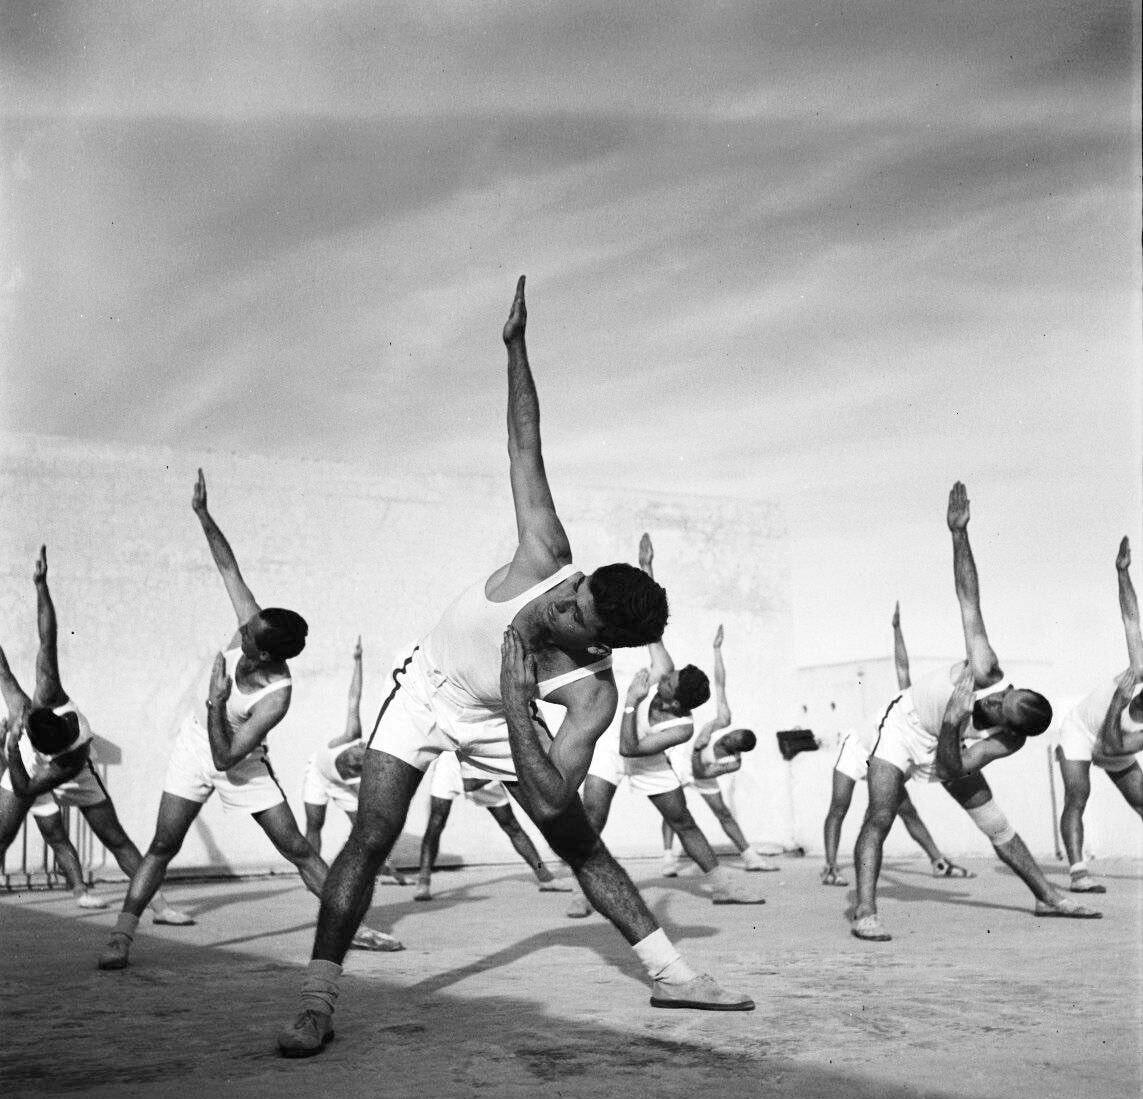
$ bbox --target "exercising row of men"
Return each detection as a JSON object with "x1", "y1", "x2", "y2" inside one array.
[{"x1": 1, "y1": 278, "x2": 1138, "y2": 1058}]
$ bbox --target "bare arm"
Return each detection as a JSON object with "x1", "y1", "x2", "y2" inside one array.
[
  {"x1": 638, "y1": 534, "x2": 674, "y2": 682},
  {"x1": 205, "y1": 653, "x2": 290, "y2": 770},
  {"x1": 500, "y1": 277, "x2": 572, "y2": 588},
  {"x1": 1096, "y1": 667, "x2": 1142, "y2": 757},
  {"x1": 934, "y1": 662, "x2": 976, "y2": 781},
  {"x1": 947, "y1": 482, "x2": 1002, "y2": 689},
  {"x1": 891, "y1": 602, "x2": 911, "y2": 690},
  {"x1": 1116, "y1": 538, "x2": 1143, "y2": 673},
  {"x1": 693, "y1": 753, "x2": 742, "y2": 780},
  {"x1": 500, "y1": 627, "x2": 615, "y2": 820},
  {"x1": 5, "y1": 730, "x2": 87, "y2": 800},
  {"x1": 0, "y1": 645, "x2": 32, "y2": 725},
  {"x1": 329, "y1": 637, "x2": 363, "y2": 748},
  {"x1": 710, "y1": 623, "x2": 731, "y2": 724},
  {"x1": 192, "y1": 470, "x2": 261, "y2": 627},
  {"x1": 32, "y1": 547, "x2": 68, "y2": 708}
]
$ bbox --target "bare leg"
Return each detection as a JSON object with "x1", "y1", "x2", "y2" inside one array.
[
  {"x1": 648, "y1": 788, "x2": 718, "y2": 872},
  {"x1": 311, "y1": 751, "x2": 422, "y2": 963},
  {"x1": 896, "y1": 794, "x2": 942, "y2": 860},
  {"x1": 415, "y1": 796, "x2": 452, "y2": 900},
  {"x1": 0, "y1": 787, "x2": 32, "y2": 864},
  {"x1": 32, "y1": 810, "x2": 92, "y2": 895},
  {"x1": 700, "y1": 790, "x2": 750, "y2": 852},
  {"x1": 1056, "y1": 755, "x2": 1104, "y2": 890},
  {"x1": 852, "y1": 758, "x2": 906, "y2": 926},
  {"x1": 822, "y1": 770, "x2": 855, "y2": 884},
  {"x1": 106, "y1": 792, "x2": 201, "y2": 918},
  {"x1": 486, "y1": 802, "x2": 556, "y2": 881},
  {"x1": 304, "y1": 802, "x2": 327, "y2": 858},
  {"x1": 252, "y1": 801, "x2": 328, "y2": 897}
]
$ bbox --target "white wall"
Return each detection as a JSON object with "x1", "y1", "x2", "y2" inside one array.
[{"x1": 0, "y1": 432, "x2": 794, "y2": 876}]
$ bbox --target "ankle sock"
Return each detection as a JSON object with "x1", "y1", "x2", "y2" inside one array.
[
  {"x1": 1069, "y1": 861, "x2": 1088, "y2": 876},
  {"x1": 301, "y1": 959, "x2": 343, "y2": 1016},
  {"x1": 632, "y1": 928, "x2": 698, "y2": 985}
]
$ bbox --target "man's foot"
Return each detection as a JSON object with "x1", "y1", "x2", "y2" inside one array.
[
  {"x1": 850, "y1": 913, "x2": 892, "y2": 941},
  {"x1": 660, "y1": 852, "x2": 681, "y2": 878},
  {"x1": 1069, "y1": 872, "x2": 1106, "y2": 894},
  {"x1": 820, "y1": 865, "x2": 848, "y2": 887},
  {"x1": 537, "y1": 877, "x2": 574, "y2": 892},
  {"x1": 565, "y1": 894, "x2": 593, "y2": 918},
  {"x1": 413, "y1": 879, "x2": 432, "y2": 902},
  {"x1": 277, "y1": 1010, "x2": 334, "y2": 1058},
  {"x1": 1034, "y1": 897, "x2": 1102, "y2": 919},
  {"x1": 97, "y1": 934, "x2": 132, "y2": 970},
  {"x1": 379, "y1": 864, "x2": 410, "y2": 886},
  {"x1": 650, "y1": 973, "x2": 755, "y2": 1011},
  {"x1": 350, "y1": 927, "x2": 404, "y2": 951},
  {"x1": 76, "y1": 891, "x2": 109, "y2": 910},
  {"x1": 153, "y1": 906, "x2": 195, "y2": 926},
  {"x1": 709, "y1": 874, "x2": 766, "y2": 905},
  {"x1": 931, "y1": 858, "x2": 975, "y2": 879},
  {"x1": 741, "y1": 849, "x2": 779, "y2": 872}
]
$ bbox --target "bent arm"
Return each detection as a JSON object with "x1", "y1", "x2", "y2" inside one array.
[
  {"x1": 620, "y1": 718, "x2": 693, "y2": 758},
  {"x1": 505, "y1": 677, "x2": 617, "y2": 821},
  {"x1": 1097, "y1": 671, "x2": 1139, "y2": 757},
  {"x1": 207, "y1": 691, "x2": 290, "y2": 771},
  {"x1": 7, "y1": 742, "x2": 87, "y2": 800},
  {"x1": 694, "y1": 753, "x2": 741, "y2": 780},
  {"x1": 934, "y1": 664, "x2": 976, "y2": 781},
  {"x1": 950, "y1": 733, "x2": 1023, "y2": 778},
  {"x1": 502, "y1": 277, "x2": 572, "y2": 583}
]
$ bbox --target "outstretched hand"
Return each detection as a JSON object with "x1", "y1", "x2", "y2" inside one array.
[
  {"x1": 500, "y1": 626, "x2": 538, "y2": 705},
  {"x1": 502, "y1": 276, "x2": 527, "y2": 344},
  {"x1": 626, "y1": 668, "x2": 652, "y2": 706},
  {"x1": 891, "y1": 601, "x2": 900, "y2": 629},
  {"x1": 32, "y1": 545, "x2": 47, "y2": 586},
  {"x1": 209, "y1": 651, "x2": 232, "y2": 705},
  {"x1": 192, "y1": 469, "x2": 208, "y2": 515},
  {"x1": 353, "y1": 635, "x2": 363, "y2": 661},
  {"x1": 713, "y1": 624, "x2": 724, "y2": 649},
  {"x1": 947, "y1": 482, "x2": 970, "y2": 531},
  {"x1": 1116, "y1": 536, "x2": 1131, "y2": 573},
  {"x1": 638, "y1": 533, "x2": 654, "y2": 574}
]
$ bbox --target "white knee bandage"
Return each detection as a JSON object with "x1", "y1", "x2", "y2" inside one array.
[{"x1": 966, "y1": 800, "x2": 1016, "y2": 846}]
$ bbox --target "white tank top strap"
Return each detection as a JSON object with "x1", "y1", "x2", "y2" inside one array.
[
  {"x1": 503, "y1": 562, "x2": 580, "y2": 608},
  {"x1": 224, "y1": 648, "x2": 291, "y2": 716},
  {"x1": 536, "y1": 655, "x2": 613, "y2": 699}
]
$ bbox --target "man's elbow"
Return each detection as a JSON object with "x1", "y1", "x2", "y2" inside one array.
[{"x1": 211, "y1": 751, "x2": 237, "y2": 772}]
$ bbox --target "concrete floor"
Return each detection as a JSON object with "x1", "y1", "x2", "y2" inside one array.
[{"x1": 2, "y1": 855, "x2": 1140, "y2": 1098}]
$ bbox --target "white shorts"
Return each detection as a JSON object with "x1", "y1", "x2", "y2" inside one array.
[
  {"x1": 163, "y1": 714, "x2": 286, "y2": 814},
  {"x1": 0, "y1": 757, "x2": 109, "y2": 817},
  {"x1": 429, "y1": 752, "x2": 510, "y2": 809},
  {"x1": 834, "y1": 729, "x2": 870, "y2": 783},
  {"x1": 367, "y1": 646, "x2": 540, "y2": 781},
  {"x1": 301, "y1": 755, "x2": 360, "y2": 813},
  {"x1": 588, "y1": 733, "x2": 682, "y2": 797},
  {"x1": 1056, "y1": 712, "x2": 1139, "y2": 773},
  {"x1": 665, "y1": 743, "x2": 720, "y2": 795},
  {"x1": 869, "y1": 694, "x2": 941, "y2": 782}
]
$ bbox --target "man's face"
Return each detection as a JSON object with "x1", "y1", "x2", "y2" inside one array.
[
  {"x1": 656, "y1": 670, "x2": 680, "y2": 702},
  {"x1": 545, "y1": 573, "x2": 606, "y2": 648},
  {"x1": 239, "y1": 613, "x2": 269, "y2": 660}
]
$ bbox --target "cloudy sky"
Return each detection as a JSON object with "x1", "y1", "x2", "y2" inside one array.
[{"x1": 2, "y1": 1, "x2": 1140, "y2": 687}]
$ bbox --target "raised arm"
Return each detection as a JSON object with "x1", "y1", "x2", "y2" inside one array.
[
  {"x1": 947, "y1": 482, "x2": 1002, "y2": 688},
  {"x1": 32, "y1": 546, "x2": 68, "y2": 708},
  {"x1": 891, "y1": 602, "x2": 911, "y2": 690},
  {"x1": 638, "y1": 533, "x2": 674, "y2": 682},
  {"x1": 500, "y1": 626, "x2": 616, "y2": 820},
  {"x1": 1097, "y1": 667, "x2": 1143, "y2": 757},
  {"x1": 1116, "y1": 538, "x2": 1143, "y2": 673},
  {"x1": 501, "y1": 277, "x2": 572, "y2": 585},
  {"x1": 192, "y1": 470, "x2": 261, "y2": 627},
  {"x1": 329, "y1": 636, "x2": 364, "y2": 748},
  {"x1": 205, "y1": 652, "x2": 290, "y2": 770}
]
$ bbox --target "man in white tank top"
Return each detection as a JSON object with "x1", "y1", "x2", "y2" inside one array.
[
  {"x1": 850, "y1": 483, "x2": 1099, "y2": 942},
  {"x1": 0, "y1": 546, "x2": 187, "y2": 920},
  {"x1": 300, "y1": 638, "x2": 407, "y2": 884},
  {"x1": 570, "y1": 539, "x2": 770, "y2": 918},
  {"x1": 279, "y1": 278, "x2": 753, "y2": 1058},
  {"x1": 821, "y1": 603, "x2": 972, "y2": 887},
  {"x1": 413, "y1": 750, "x2": 571, "y2": 900},
  {"x1": 1056, "y1": 537, "x2": 1143, "y2": 893},
  {"x1": 99, "y1": 472, "x2": 399, "y2": 971}
]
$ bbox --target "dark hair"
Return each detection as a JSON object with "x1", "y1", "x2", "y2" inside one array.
[
  {"x1": 1008, "y1": 689, "x2": 1052, "y2": 738},
  {"x1": 728, "y1": 729, "x2": 757, "y2": 752},
  {"x1": 255, "y1": 608, "x2": 309, "y2": 660},
  {"x1": 675, "y1": 664, "x2": 710, "y2": 712},
  {"x1": 26, "y1": 708, "x2": 79, "y2": 755},
  {"x1": 587, "y1": 564, "x2": 668, "y2": 649}
]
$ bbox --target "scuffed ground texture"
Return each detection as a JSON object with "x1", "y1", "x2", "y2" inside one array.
[{"x1": 2, "y1": 856, "x2": 1140, "y2": 1097}]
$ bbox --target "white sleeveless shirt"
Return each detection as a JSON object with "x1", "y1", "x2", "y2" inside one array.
[{"x1": 197, "y1": 648, "x2": 291, "y2": 741}]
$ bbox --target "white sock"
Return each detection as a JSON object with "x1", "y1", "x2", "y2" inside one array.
[
  {"x1": 632, "y1": 928, "x2": 698, "y2": 985},
  {"x1": 705, "y1": 865, "x2": 732, "y2": 889},
  {"x1": 1069, "y1": 861, "x2": 1088, "y2": 876},
  {"x1": 301, "y1": 959, "x2": 343, "y2": 1016}
]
